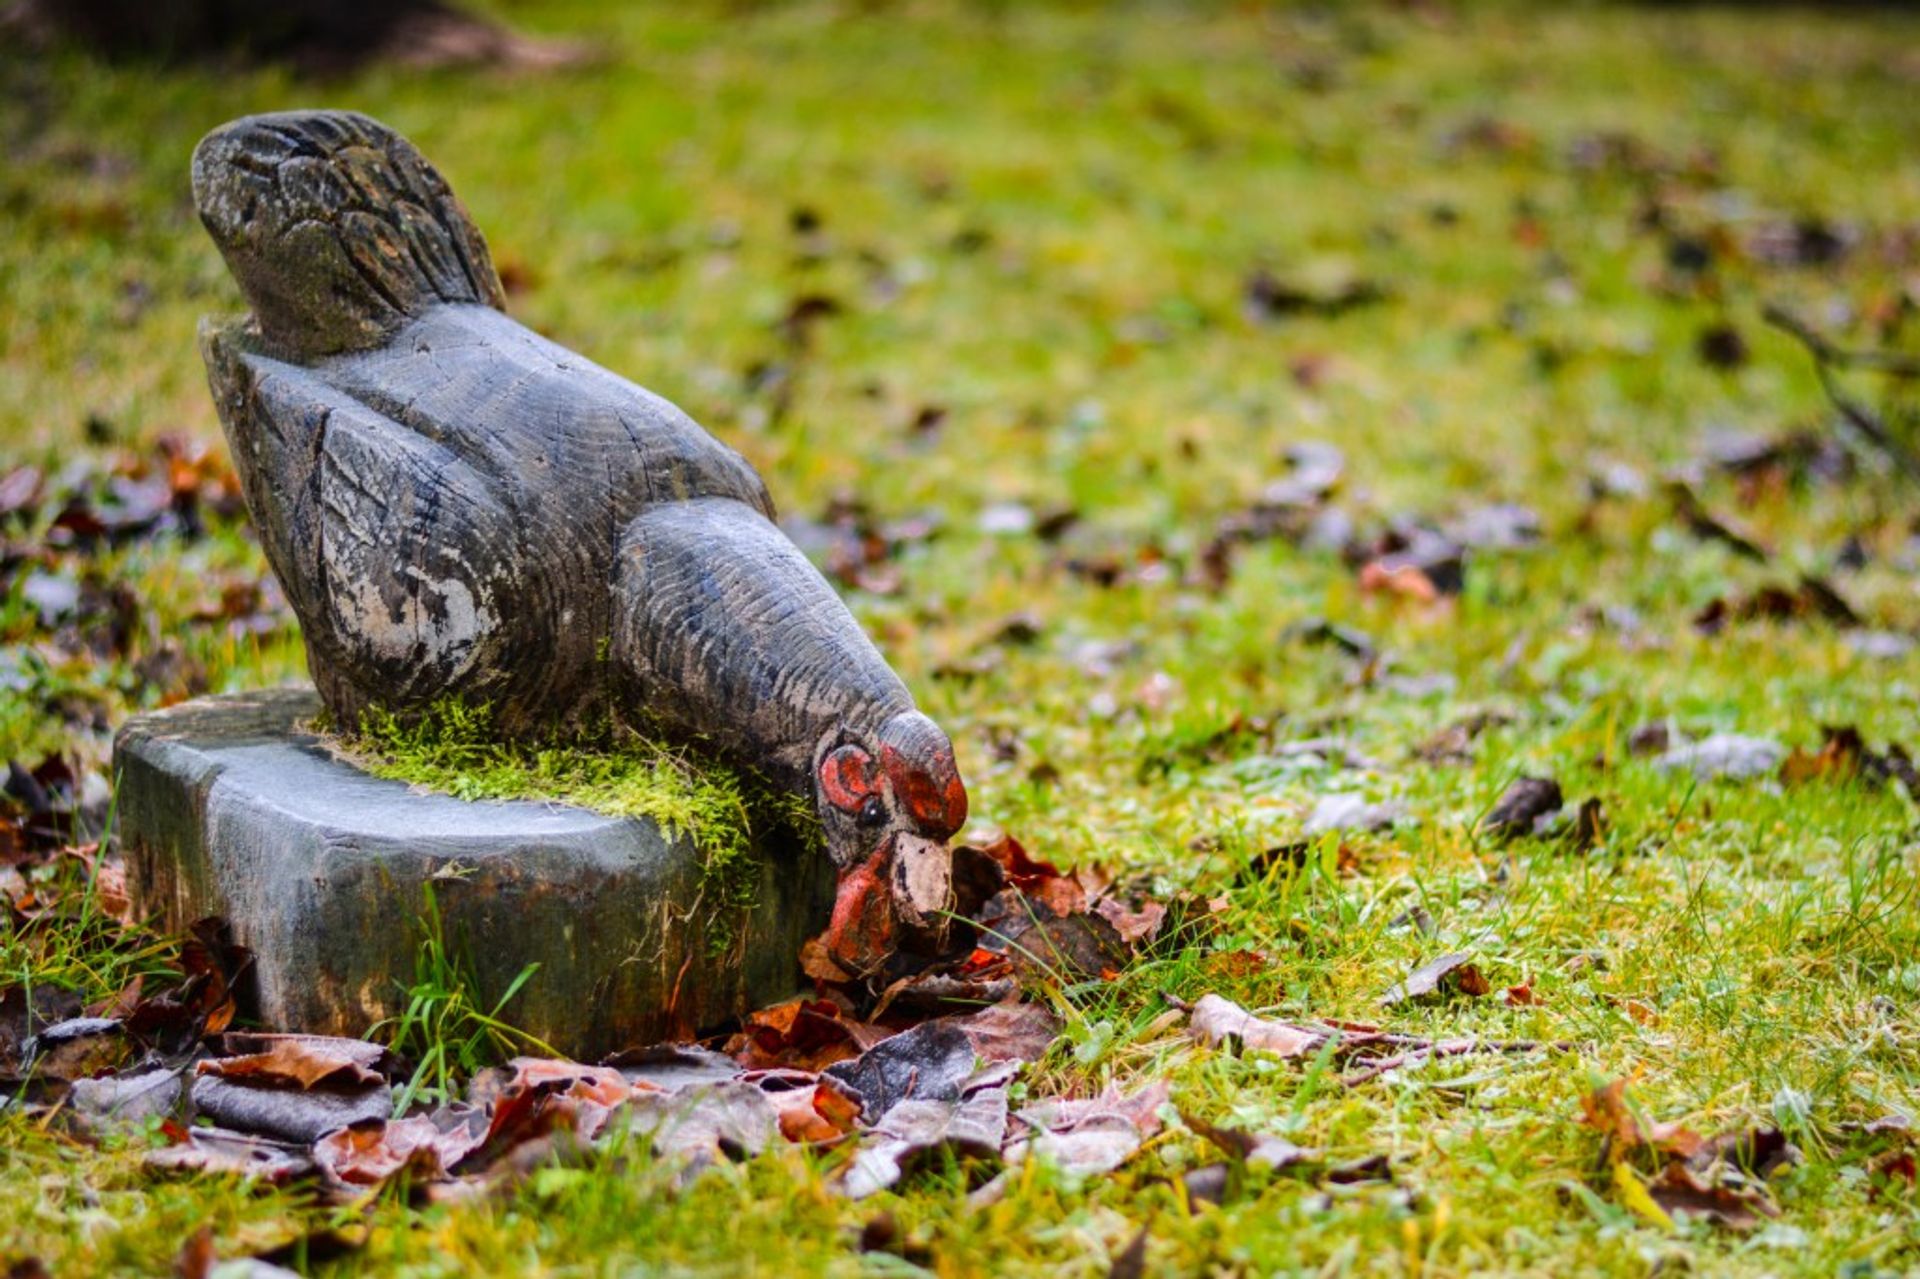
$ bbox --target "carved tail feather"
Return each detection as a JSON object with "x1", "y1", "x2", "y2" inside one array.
[
  {"x1": 191, "y1": 110, "x2": 505, "y2": 360},
  {"x1": 612, "y1": 500, "x2": 916, "y2": 788}
]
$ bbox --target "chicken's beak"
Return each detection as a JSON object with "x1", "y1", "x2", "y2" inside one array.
[{"x1": 818, "y1": 832, "x2": 954, "y2": 976}]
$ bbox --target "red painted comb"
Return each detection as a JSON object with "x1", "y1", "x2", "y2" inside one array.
[{"x1": 878, "y1": 712, "x2": 968, "y2": 839}]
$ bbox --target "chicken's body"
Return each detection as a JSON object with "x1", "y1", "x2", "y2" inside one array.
[{"x1": 193, "y1": 111, "x2": 963, "y2": 973}]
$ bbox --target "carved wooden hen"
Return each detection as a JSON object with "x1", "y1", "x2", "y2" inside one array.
[{"x1": 191, "y1": 110, "x2": 964, "y2": 973}]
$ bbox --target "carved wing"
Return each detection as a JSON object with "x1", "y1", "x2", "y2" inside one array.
[{"x1": 203, "y1": 323, "x2": 519, "y2": 716}]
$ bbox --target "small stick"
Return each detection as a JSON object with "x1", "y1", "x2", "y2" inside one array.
[
  {"x1": 1339, "y1": 1036, "x2": 1563, "y2": 1086},
  {"x1": 1761, "y1": 304, "x2": 1920, "y2": 484},
  {"x1": 1762, "y1": 304, "x2": 1920, "y2": 377}
]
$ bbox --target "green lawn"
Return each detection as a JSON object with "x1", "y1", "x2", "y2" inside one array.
[{"x1": 3, "y1": 2, "x2": 1918, "y2": 1274}]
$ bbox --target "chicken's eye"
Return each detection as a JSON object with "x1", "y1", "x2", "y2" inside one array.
[{"x1": 858, "y1": 795, "x2": 888, "y2": 828}]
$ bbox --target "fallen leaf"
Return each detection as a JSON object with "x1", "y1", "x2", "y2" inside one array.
[
  {"x1": 1646, "y1": 1162, "x2": 1777, "y2": 1230},
  {"x1": 145, "y1": 1126, "x2": 316, "y2": 1184},
  {"x1": 188, "y1": 1073, "x2": 392, "y2": 1144},
  {"x1": 68, "y1": 1067, "x2": 185, "y2": 1130},
  {"x1": 726, "y1": 998, "x2": 888, "y2": 1072},
  {"x1": 19, "y1": 1016, "x2": 130, "y2": 1081},
  {"x1": 1379, "y1": 954, "x2": 1491, "y2": 1006},
  {"x1": 1186, "y1": 994, "x2": 1327, "y2": 1059},
  {"x1": 199, "y1": 1035, "x2": 394, "y2": 1091},
  {"x1": 842, "y1": 1066, "x2": 1011, "y2": 1198},
  {"x1": 1480, "y1": 776, "x2": 1564, "y2": 841},
  {"x1": 1303, "y1": 793, "x2": 1404, "y2": 836},
  {"x1": 1655, "y1": 733, "x2": 1785, "y2": 781},
  {"x1": 602, "y1": 1044, "x2": 743, "y2": 1093},
  {"x1": 312, "y1": 1105, "x2": 489, "y2": 1187},
  {"x1": 1094, "y1": 898, "x2": 1167, "y2": 946},
  {"x1": 973, "y1": 889, "x2": 1131, "y2": 984},
  {"x1": 1009, "y1": 1081, "x2": 1170, "y2": 1175},
  {"x1": 1180, "y1": 1109, "x2": 1316, "y2": 1171},
  {"x1": 1580, "y1": 1077, "x2": 1704, "y2": 1159},
  {"x1": 1668, "y1": 482, "x2": 1769, "y2": 561},
  {"x1": 823, "y1": 1005, "x2": 1052, "y2": 1121}
]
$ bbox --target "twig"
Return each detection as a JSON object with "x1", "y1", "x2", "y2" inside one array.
[
  {"x1": 1339, "y1": 1035, "x2": 1564, "y2": 1086},
  {"x1": 1762, "y1": 304, "x2": 1920, "y2": 484},
  {"x1": 1762, "y1": 304, "x2": 1920, "y2": 377}
]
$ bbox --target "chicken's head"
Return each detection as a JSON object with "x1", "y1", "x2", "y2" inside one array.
[{"x1": 811, "y1": 710, "x2": 967, "y2": 975}]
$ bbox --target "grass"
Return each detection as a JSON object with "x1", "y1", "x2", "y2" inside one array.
[
  {"x1": 3, "y1": 0, "x2": 1920, "y2": 1274},
  {"x1": 373, "y1": 883, "x2": 554, "y2": 1113}
]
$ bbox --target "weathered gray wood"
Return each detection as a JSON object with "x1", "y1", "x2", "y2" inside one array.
[
  {"x1": 189, "y1": 110, "x2": 968, "y2": 972},
  {"x1": 116, "y1": 689, "x2": 836, "y2": 1057}
]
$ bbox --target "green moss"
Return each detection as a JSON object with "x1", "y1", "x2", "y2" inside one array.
[{"x1": 338, "y1": 700, "x2": 820, "y2": 944}]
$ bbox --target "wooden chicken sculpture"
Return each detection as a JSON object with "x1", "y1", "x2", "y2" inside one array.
[{"x1": 191, "y1": 110, "x2": 964, "y2": 975}]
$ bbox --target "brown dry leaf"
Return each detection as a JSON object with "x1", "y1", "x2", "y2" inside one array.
[
  {"x1": 1480, "y1": 777, "x2": 1564, "y2": 841},
  {"x1": 312, "y1": 1106, "x2": 489, "y2": 1187},
  {"x1": 1203, "y1": 949, "x2": 1271, "y2": 981},
  {"x1": 954, "y1": 1000, "x2": 1062, "y2": 1064},
  {"x1": 145, "y1": 1126, "x2": 315, "y2": 1184},
  {"x1": 1378, "y1": 953, "x2": 1491, "y2": 1006},
  {"x1": 1646, "y1": 1162, "x2": 1778, "y2": 1231},
  {"x1": 1186, "y1": 994, "x2": 1327, "y2": 1059},
  {"x1": 1010, "y1": 1081, "x2": 1171, "y2": 1175},
  {"x1": 1180, "y1": 1109, "x2": 1315, "y2": 1170},
  {"x1": 1094, "y1": 898, "x2": 1167, "y2": 945},
  {"x1": 1780, "y1": 725, "x2": 1920, "y2": 802},
  {"x1": 488, "y1": 1057, "x2": 631, "y2": 1108},
  {"x1": 727, "y1": 998, "x2": 887, "y2": 1072},
  {"x1": 198, "y1": 1035, "x2": 393, "y2": 1091},
  {"x1": 765, "y1": 1082, "x2": 858, "y2": 1145},
  {"x1": 1580, "y1": 1077, "x2": 1704, "y2": 1159},
  {"x1": 1358, "y1": 560, "x2": 1440, "y2": 603},
  {"x1": 1781, "y1": 725, "x2": 1866, "y2": 785},
  {"x1": 798, "y1": 936, "x2": 857, "y2": 985},
  {"x1": 974, "y1": 889, "x2": 1130, "y2": 983},
  {"x1": 964, "y1": 831, "x2": 1087, "y2": 914},
  {"x1": 84, "y1": 974, "x2": 144, "y2": 1021},
  {"x1": 842, "y1": 1067, "x2": 1012, "y2": 1199}
]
